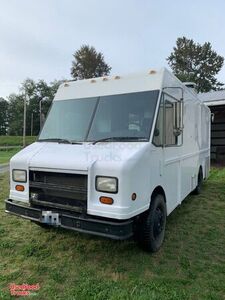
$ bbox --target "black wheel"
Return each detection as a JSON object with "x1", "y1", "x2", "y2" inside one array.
[
  {"x1": 193, "y1": 168, "x2": 203, "y2": 195},
  {"x1": 136, "y1": 194, "x2": 167, "y2": 252}
]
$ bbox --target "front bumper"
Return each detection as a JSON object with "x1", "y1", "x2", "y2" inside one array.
[{"x1": 5, "y1": 199, "x2": 133, "y2": 240}]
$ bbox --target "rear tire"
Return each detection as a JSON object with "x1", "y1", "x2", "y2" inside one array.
[
  {"x1": 193, "y1": 168, "x2": 203, "y2": 195},
  {"x1": 136, "y1": 194, "x2": 167, "y2": 252}
]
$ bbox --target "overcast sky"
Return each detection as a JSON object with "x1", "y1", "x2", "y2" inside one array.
[{"x1": 0, "y1": 0, "x2": 225, "y2": 98}]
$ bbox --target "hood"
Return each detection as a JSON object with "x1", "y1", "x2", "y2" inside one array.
[{"x1": 12, "y1": 142, "x2": 149, "y2": 172}]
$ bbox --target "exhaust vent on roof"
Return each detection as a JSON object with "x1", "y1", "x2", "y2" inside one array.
[{"x1": 184, "y1": 82, "x2": 197, "y2": 93}]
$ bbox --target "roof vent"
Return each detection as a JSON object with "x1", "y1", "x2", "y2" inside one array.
[{"x1": 184, "y1": 82, "x2": 197, "y2": 93}]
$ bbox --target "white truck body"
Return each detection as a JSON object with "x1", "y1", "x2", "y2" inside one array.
[{"x1": 6, "y1": 68, "x2": 210, "y2": 250}]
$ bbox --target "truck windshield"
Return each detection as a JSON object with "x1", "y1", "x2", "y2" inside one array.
[{"x1": 38, "y1": 90, "x2": 159, "y2": 143}]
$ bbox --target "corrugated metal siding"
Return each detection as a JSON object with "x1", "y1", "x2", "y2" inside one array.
[
  {"x1": 199, "y1": 90, "x2": 225, "y2": 103},
  {"x1": 210, "y1": 106, "x2": 225, "y2": 162}
]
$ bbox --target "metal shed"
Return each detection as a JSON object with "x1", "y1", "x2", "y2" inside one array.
[{"x1": 199, "y1": 90, "x2": 225, "y2": 162}]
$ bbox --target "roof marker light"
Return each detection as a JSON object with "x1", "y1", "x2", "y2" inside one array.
[
  {"x1": 90, "y1": 79, "x2": 96, "y2": 83},
  {"x1": 64, "y1": 83, "x2": 70, "y2": 87},
  {"x1": 149, "y1": 70, "x2": 157, "y2": 75},
  {"x1": 114, "y1": 76, "x2": 120, "y2": 80},
  {"x1": 102, "y1": 77, "x2": 108, "y2": 81}
]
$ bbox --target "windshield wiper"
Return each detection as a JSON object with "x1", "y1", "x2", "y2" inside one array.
[
  {"x1": 38, "y1": 138, "x2": 82, "y2": 144},
  {"x1": 92, "y1": 136, "x2": 148, "y2": 145}
]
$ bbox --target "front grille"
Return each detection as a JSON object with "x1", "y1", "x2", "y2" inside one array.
[{"x1": 29, "y1": 171, "x2": 87, "y2": 212}]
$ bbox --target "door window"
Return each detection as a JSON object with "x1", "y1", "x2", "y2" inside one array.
[{"x1": 153, "y1": 92, "x2": 183, "y2": 147}]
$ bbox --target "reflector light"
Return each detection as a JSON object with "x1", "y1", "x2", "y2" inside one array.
[
  {"x1": 100, "y1": 196, "x2": 114, "y2": 205},
  {"x1": 16, "y1": 185, "x2": 25, "y2": 192},
  {"x1": 131, "y1": 193, "x2": 137, "y2": 201}
]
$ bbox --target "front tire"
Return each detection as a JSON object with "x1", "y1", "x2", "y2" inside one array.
[
  {"x1": 193, "y1": 168, "x2": 203, "y2": 195},
  {"x1": 137, "y1": 194, "x2": 167, "y2": 252}
]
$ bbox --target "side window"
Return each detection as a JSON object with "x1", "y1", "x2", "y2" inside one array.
[
  {"x1": 153, "y1": 92, "x2": 183, "y2": 147},
  {"x1": 164, "y1": 93, "x2": 183, "y2": 146},
  {"x1": 165, "y1": 98, "x2": 177, "y2": 145}
]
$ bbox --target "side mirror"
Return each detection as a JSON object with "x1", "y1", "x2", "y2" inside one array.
[
  {"x1": 173, "y1": 128, "x2": 182, "y2": 137},
  {"x1": 154, "y1": 128, "x2": 160, "y2": 137}
]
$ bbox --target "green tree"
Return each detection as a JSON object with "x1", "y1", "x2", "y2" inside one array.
[
  {"x1": 7, "y1": 94, "x2": 24, "y2": 136},
  {"x1": 21, "y1": 79, "x2": 62, "y2": 135},
  {"x1": 71, "y1": 45, "x2": 111, "y2": 80},
  {"x1": 167, "y1": 37, "x2": 224, "y2": 92},
  {"x1": 7, "y1": 79, "x2": 62, "y2": 136},
  {"x1": 0, "y1": 98, "x2": 8, "y2": 135}
]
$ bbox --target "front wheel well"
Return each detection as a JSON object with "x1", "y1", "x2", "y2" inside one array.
[
  {"x1": 151, "y1": 186, "x2": 166, "y2": 203},
  {"x1": 198, "y1": 165, "x2": 203, "y2": 179}
]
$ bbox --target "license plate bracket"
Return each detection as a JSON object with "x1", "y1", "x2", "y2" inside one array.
[{"x1": 41, "y1": 211, "x2": 60, "y2": 225}]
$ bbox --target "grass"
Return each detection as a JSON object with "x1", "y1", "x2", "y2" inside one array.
[
  {"x1": 0, "y1": 136, "x2": 36, "y2": 146},
  {"x1": 0, "y1": 149, "x2": 21, "y2": 164},
  {"x1": 0, "y1": 136, "x2": 36, "y2": 164},
  {"x1": 0, "y1": 169, "x2": 225, "y2": 299}
]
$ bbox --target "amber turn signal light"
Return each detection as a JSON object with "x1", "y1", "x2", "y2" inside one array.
[
  {"x1": 99, "y1": 196, "x2": 114, "y2": 205},
  {"x1": 16, "y1": 185, "x2": 25, "y2": 192}
]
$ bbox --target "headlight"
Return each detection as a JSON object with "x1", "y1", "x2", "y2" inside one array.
[
  {"x1": 12, "y1": 169, "x2": 27, "y2": 183},
  {"x1": 96, "y1": 176, "x2": 118, "y2": 193}
]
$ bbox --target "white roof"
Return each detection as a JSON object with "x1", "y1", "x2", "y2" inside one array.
[
  {"x1": 53, "y1": 68, "x2": 200, "y2": 103},
  {"x1": 198, "y1": 90, "x2": 225, "y2": 106},
  {"x1": 54, "y1": 69, "x2": 165, "y2": 101}
]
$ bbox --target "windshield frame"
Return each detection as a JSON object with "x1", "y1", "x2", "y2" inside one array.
[{"x1": 37, "y1": 90, "x2": 160, "y2": 144}]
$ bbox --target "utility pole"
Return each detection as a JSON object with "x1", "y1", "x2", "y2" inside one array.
[
  {"x1": 39, "y1": 97, "x2": 49, "y2": 130},
  {"x1": 23, "y1": 92, "x2": 27, "y2": 148},
  {"x1": 39, "y1": 99, "x2": 42, "y2": 130},
  {"x1": 31, "y1": 112, "x2": 33, "y2": 136}
]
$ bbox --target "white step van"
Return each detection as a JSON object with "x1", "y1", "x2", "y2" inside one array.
[{"x1": 5, "y1": 68, "x2": 210, "y2": 252}]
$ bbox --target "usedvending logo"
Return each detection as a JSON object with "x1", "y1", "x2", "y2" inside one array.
[{"x1": 9, "y1": 283, "x2": 40, "y2": 296}]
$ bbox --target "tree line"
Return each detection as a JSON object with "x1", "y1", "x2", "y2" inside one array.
[
  {"x1": 0, "y1": 45, "x2": 111, "y2": 136},
  {"x1": 0, "y1": 38, "x2": 224, "y2": 136},
  {"x1": 0, "y1": 80, "x2": 62, "y2": 136}
]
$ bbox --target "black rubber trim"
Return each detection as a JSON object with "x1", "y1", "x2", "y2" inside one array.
[{"x1": 5, "y1": 199, "x2": 133, "y2": 240}]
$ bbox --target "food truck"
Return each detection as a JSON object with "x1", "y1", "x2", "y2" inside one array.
[{"x1": 5, "y1": 68, "x2": 211, "y2": 252}]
